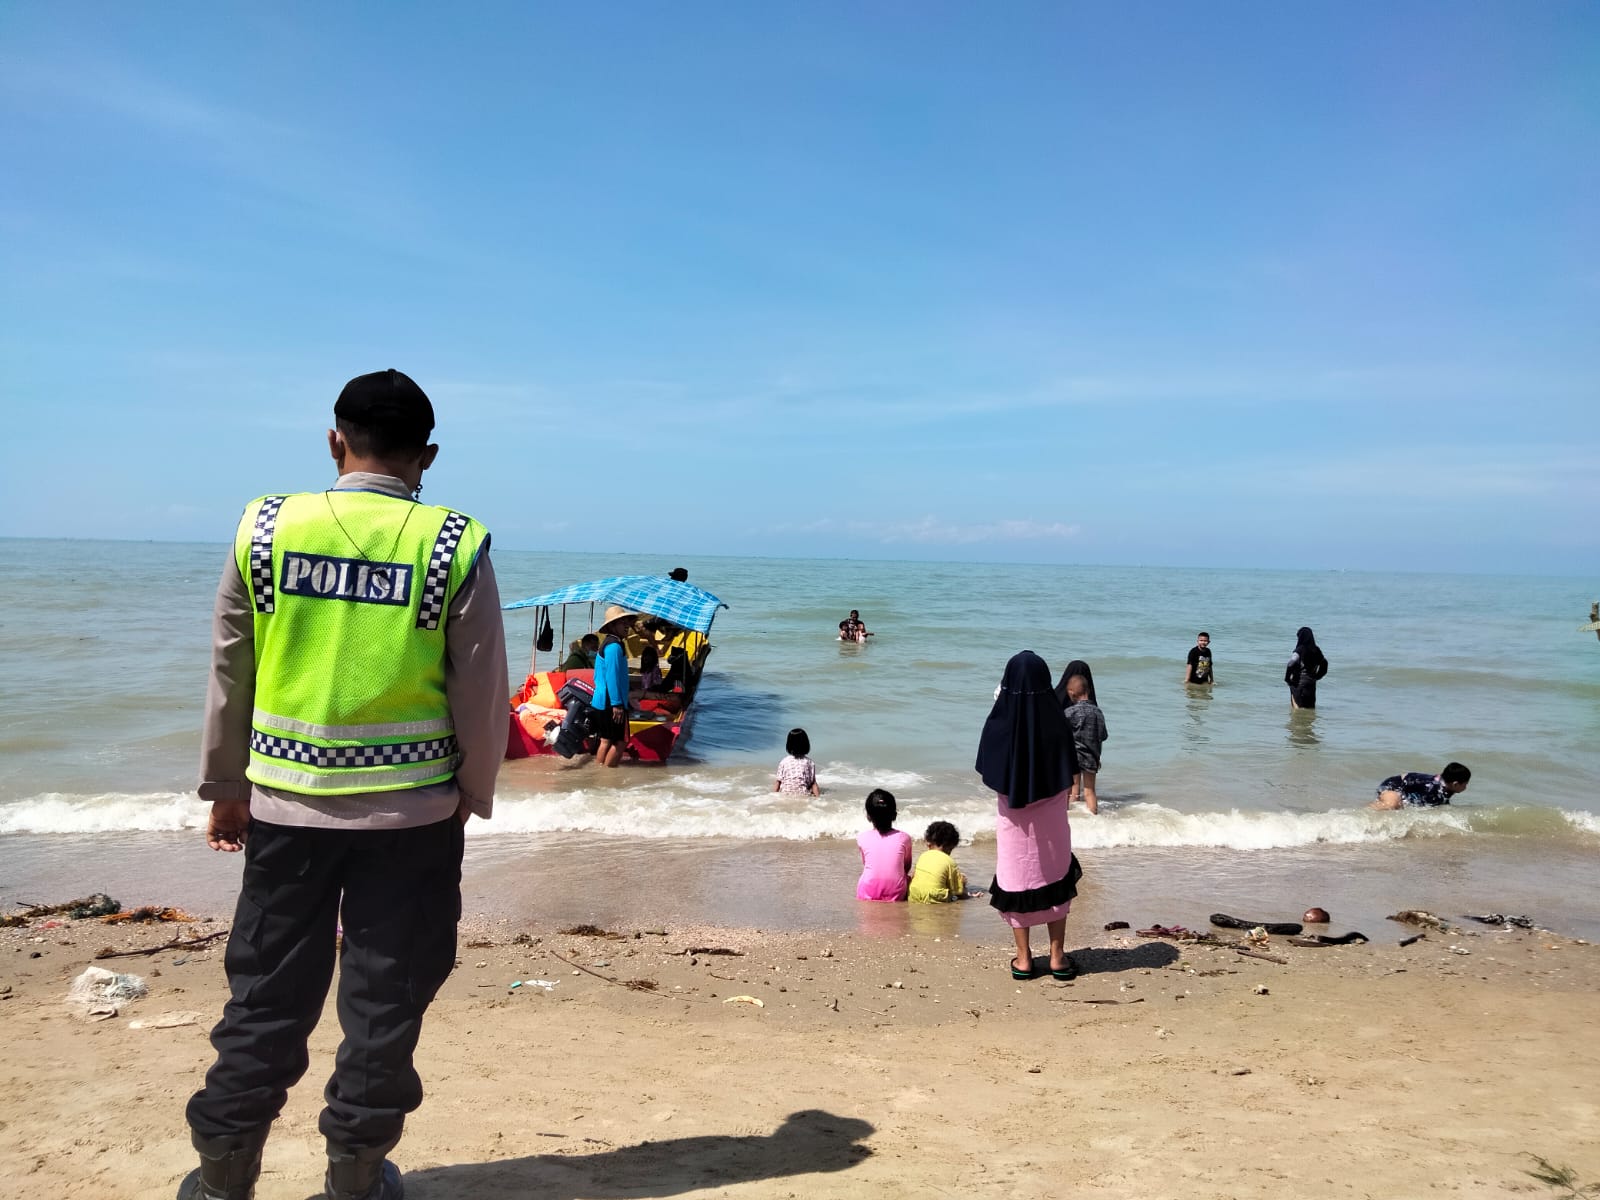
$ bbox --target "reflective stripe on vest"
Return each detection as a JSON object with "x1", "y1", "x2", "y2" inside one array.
[{"x1": 252, "y1": 708, "x2": 455, "y2": 740}]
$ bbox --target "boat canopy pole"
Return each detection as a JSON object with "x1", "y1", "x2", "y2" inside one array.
[{"x1": 529, "y1": 616, "x2": 538, "y2": 676}]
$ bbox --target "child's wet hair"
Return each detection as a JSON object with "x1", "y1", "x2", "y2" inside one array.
[
  {"x1": 786, "y1": 727, "x2": 810, "y2": 757},
  {"x1": 924, "y1": 821, "x2": 959, "y2": 852},
  {"x1": 864, "y1": 788, "x2": 897, "y2": 834}
]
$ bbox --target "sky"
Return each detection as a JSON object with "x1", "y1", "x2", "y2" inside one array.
[{"x1": 1, "y1": 3, "x2": 1596, "y2": 573}]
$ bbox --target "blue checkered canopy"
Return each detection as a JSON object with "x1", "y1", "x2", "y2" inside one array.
[{"x1": 503, "y1": 575, "x2": 728, "y2": 635}]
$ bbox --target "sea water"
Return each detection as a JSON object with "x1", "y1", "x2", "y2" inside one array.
[{"x1": 2, "y1": 539, "x2": 1597, "y2": 937}]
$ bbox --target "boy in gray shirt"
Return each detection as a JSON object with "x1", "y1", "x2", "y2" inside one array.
[{"x1": 1063, "y1": 674, "x2": 1107, "y2": 814}]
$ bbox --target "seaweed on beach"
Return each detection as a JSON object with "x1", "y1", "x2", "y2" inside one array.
[
  {"x1": 103, "y1": 906, "x2": 195, "y2": 924},
  {"x1": 559, "y1": 924, "x2": 627, "y2": 939},
  {"x1": 1523, "y1": 1154, "x2": 1600, "y2": 1198},
  {"x1": 2, "y1": 893, "x2": 122, "y2": 924}
]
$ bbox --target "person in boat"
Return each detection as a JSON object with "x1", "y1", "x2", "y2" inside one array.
[
  {"x1": 185, "y1": 369, "x2": 507, "y2": 1200},
  {"x1": 1369, "y1": 762, "x2": 1471, "y2": 809},
  {"x1": 562, "y1": 632, "x2": 599, "y2": 672},
  {"x1": 655, "y1": 645, "x2": 690, "y2": 694},
  {"x1": 590, "y1": 632, "x2": 630, "y2": 768},
  {"x1": 633, "y1": 646, "x2": 665, "y2": 694}
]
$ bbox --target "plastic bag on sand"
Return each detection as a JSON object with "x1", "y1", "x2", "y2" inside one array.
[{"x1": 66, "y1": 966, "x2": 148, "y2": 1016}]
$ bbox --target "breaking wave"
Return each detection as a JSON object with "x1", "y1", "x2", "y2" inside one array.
[{"x1": 3, "y1": 783, "x2": 1597, "y2": 851}]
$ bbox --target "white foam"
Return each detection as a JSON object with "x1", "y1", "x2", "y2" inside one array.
[
  {"x1": 475, "y1": 779, "x2": 990, "y2": 841},
  {"x1": 1561, "y1": 810, "x2": 1600, "y2": 838},
  {"x1": 816, "y1": 764, "x2": 928, "y2": 790},
  {"x1": 0, "y1": 785, "x2": 1579, "y2": 853},
  {"x1": 1068, "y1": 803, "x2": 1470, "y2": 850},
  {"x1": 0, "y1": 792, "x2": 204, "y2": 834}
]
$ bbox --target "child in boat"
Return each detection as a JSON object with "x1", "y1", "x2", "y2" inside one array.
[
  {"x1": 773, "y1": 727, "x2": 820, "y2": 797},
  {"x1": 856, "y1": 789, "x2": 912, "y2": 901},
  {"x1": 908, "y1": 821, "x2": 968, "y2": 903},
  {"x1": 1063, "y1": 674, "x2": 1106, "y2": 814},
  {"x1": 634, "y1": 646, "x2": 664, "y2": 693}
]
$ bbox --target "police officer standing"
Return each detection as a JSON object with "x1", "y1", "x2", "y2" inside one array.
[{"x1": 182, "y1": 370, "x2": 508, "y2": 1200}]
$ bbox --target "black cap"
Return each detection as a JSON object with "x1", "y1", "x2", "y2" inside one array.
[{"x1": 334, "y1": 369, "x2": 435, "y2": 447}]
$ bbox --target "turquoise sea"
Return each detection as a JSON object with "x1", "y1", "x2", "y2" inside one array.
[{"x1": 2, "y1": 539, "x2": 1597, "y2": 939}]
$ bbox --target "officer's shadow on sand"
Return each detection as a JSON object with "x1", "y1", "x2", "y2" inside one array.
[{"x1": 307, "y1": 1109, "x2": 875, "y2": 1200}]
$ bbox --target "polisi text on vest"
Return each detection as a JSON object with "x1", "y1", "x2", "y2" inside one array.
[{"x1": 280, "y1": 552, "x2": 413, "y2": 606}]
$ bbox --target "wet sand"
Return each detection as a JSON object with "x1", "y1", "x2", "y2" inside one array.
[
  {"x1": 2, "y1": 887, "x2": 1598, "y2": 1198},
  {"x1": 6, "y1": 829, "x2": 1600, "y2": 943}
]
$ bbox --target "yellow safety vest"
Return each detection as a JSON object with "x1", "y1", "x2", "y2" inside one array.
[{"x1": 233, "y1": 490, "x2": 489, "y2": 795}]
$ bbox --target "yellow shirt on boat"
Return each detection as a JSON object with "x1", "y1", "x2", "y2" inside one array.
[{"x1": 908, "y1": 848, "x2": 966, "y2": 903}]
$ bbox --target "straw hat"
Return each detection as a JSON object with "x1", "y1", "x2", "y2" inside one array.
[{"x1": 600, "y1": 605, "x2": 641, "y2": 633}]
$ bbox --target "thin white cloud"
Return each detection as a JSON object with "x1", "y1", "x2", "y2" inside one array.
[
  {"x1": 1239, "y1": 443, "x2": 1600, "y2": 501},
  {"x1": 766, "y1": 516, "x2": 1080, "y2": 545},
  {"x1": 4, "y1": 57, "x2": 449, "y2": 257}
]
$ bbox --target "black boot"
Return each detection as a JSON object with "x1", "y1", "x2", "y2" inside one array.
[
  {"x1": 176, "y1": 1129, "x2": 267, "y2": 1200},
  {"x1": 324, "y1": 1138, "x2": 404, "y2": 1200}
]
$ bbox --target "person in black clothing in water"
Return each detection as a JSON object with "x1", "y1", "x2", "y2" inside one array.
[
  {"x1": 1284, "y1": 626, "x2": 1328, "y2": 709},
  {"x1": 1184, "y1": 632, "x2": 1213, "y2": 686},
  {"x1": 1369, "y1": 762, "x2": 1471, "y2": 809}
]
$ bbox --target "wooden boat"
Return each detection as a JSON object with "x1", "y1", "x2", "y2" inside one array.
[{"x1": 502, "y1": 575, "x2": 727, "y2": 763}]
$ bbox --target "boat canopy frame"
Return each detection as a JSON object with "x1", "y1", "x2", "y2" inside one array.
[{"x1": 503, "y1": 575, "x2": 728, "y2": 674}]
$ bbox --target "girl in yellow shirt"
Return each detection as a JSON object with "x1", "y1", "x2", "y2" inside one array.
[{"x1": 909, "y1": 821, "x2": 969, "y2": 903}]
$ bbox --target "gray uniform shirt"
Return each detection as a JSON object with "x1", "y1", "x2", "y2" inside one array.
[
  {"x1": 1063, "y1": 701, "x2": 1108, "y2": 774},
  {"x1": 197, "y1": 472, "x2": 509, "y2": 828}
]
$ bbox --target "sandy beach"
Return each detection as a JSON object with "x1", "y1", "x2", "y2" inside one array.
[{"x1": 3, "y1": 898, "x2": 1597, "y2": 1200}]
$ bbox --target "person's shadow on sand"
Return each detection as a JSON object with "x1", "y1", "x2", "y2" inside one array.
[
  {"x1": 342, "y1": 1109, "x2": 874, "y2": 1199},
  {"x1": 1070, "y1": 942, "x2": 1180, "y2": 974}
]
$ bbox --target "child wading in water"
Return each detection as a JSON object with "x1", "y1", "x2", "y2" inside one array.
[
  {"x1": 855, "y1": 788, "x2": 912, "y2": 901},
  {"x1": 908, "y1": 821, "x2": 969, "y2": 903},
  {"x1": 772, "y1": 727, "x2": 821, "y2": 797},
  {"x1": 1063, "y1": 675, "x2": 1107, "y2": 814}
]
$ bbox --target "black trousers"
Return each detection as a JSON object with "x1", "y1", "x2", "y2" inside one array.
[{"x1": 186, "y1": 815, "x2": 464, "y2": 1149}]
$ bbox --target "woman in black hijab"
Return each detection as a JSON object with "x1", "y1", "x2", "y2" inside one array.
[
  {"x1": 1053, "y1": 659, "x2": 1097, "y2": 708},
  {"x1": 977, "y1": 651, "x2": 1082, "y2": 982},
  {"x1": 1285, "y1": 626, "x2": 1329, "y2": 709}
]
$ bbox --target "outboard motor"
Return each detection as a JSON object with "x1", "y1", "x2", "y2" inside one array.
[{"x1": 553, "y1": 677, "x2": 596, "y2": 759}]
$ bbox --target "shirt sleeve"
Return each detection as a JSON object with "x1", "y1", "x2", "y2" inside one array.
[
  {"x1": 197, "y1": 547, "x2": 256, "y2": 803},
  {"x1": 445, "y1": 550, "x2": 510, "y2": 820}
]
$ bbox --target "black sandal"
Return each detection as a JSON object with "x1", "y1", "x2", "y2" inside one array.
[
  {"x1": 1010, "y1": 957, "x2": 1038, "y2": 981},
  {"x1": 1050, "y1": 956, "x2": 1079, "y2": 981}
]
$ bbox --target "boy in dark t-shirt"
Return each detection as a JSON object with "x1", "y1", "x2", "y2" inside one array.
[
  {"x1": 1184, "y1": 632, "x2": 1214, "y2": 685},
  {"x1": 1369, "y1": 762, "x2": 1471, "y2": 809}
]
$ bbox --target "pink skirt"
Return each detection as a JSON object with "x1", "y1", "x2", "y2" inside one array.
[{"x1": 992, "y1": 789, "x2": 1074, "y2": 929}]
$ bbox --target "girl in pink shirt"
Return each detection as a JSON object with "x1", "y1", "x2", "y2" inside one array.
[{"x1": 855, "y1": 788, "x2": 912, "y2": 901}]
